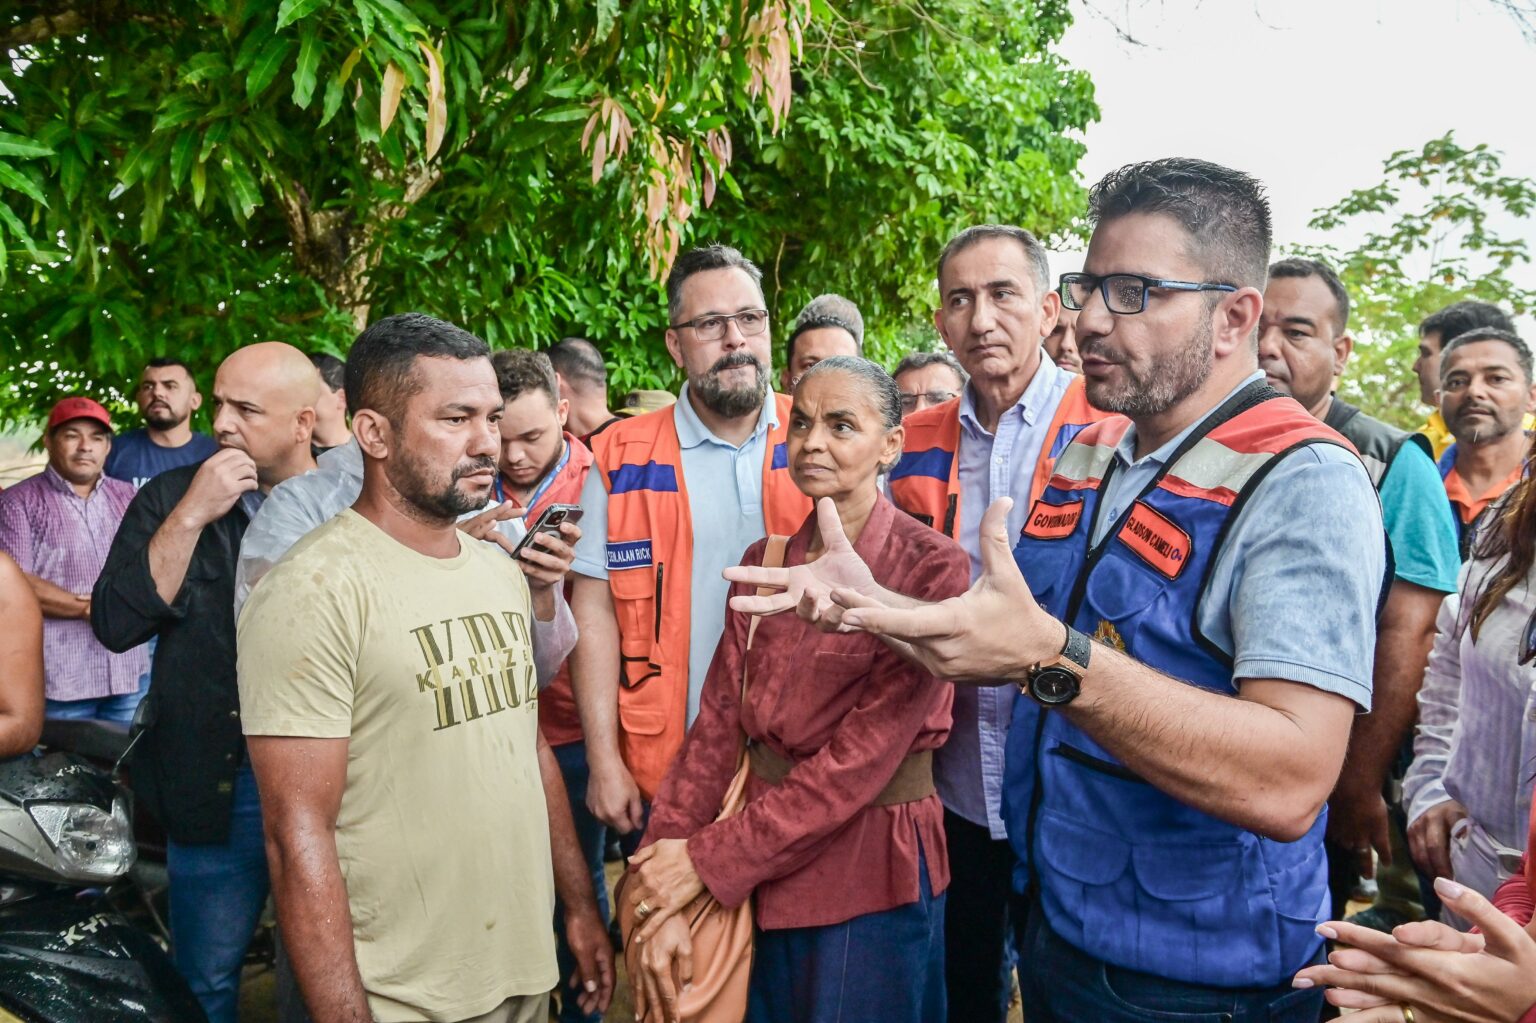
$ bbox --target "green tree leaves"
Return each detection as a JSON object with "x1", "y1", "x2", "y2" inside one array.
[
  {"x1": 0, "y1": 0, "x2": 1094, "y2": 425},
  {"x1": 1295, "y1": 133, "x2": 1536, "y2": 428}
]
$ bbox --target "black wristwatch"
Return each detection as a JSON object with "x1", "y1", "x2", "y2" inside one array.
[{"x1": 1023, "y1": 625, "x2": 1092, "y2": 706}]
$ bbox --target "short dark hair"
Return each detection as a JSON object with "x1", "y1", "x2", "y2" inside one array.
[
  {"x1": 1089, "y1": 158, "x2": 1272, "y2": 289},
  {"x1": 491, "y1": 348, "x2": 560, "y2": 406},
  {"x1": 143, "y1": 356, "x2": 195, "y2": 378},
  {"x1": 936, "y1": 225, "x2": 1050, "y2": 299},
  {"x1": 309, "y1": 352, "x2": 346, "y2": 393},
  {"x1": 1268, "y1": 258, "x2": 1351, "y2": 332},
  {"x1": 1440, "y1": 327, "x2": 1534, "y2": 383},
  {"x1": 345, "y1": 313, "x2": 491, "y2": 424},
  {"x1": 787, "y1": 294, "x2": 865, "y2": 367},
  {"x1": 798, "y1": 356, "x2": 903, "y2": 432},
  {"x1": 546, "y1": 337, "x2": 607, "y2": 390},
  {"x1": 1420, "y1": 300, "x2": 1515, "y2": 351},
  {"x1": 665, "y1": 243, "x2": 763, "y2": 324},
  {"x1": 893, "y1": 350, "x2": 968, "y2": 390}
]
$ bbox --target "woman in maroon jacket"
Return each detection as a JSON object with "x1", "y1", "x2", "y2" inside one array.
[{"x1": 623, "y1": 356, "x2": 970, "y2": 1023}]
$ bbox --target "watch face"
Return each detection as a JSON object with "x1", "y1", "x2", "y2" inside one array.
[{"x1": 1032, "y1": 666, "x2": 1080, "y2": 705}]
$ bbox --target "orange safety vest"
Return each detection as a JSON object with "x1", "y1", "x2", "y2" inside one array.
[
  {"x1": 590, "y1": 393, "x2": 810, "y2": 799},
  {"x1": 888, "y1": 374, "x2": 1109, "y2": 537}
]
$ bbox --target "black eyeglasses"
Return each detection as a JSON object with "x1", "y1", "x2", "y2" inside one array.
[
  {"x1": 899, "y1": 390, "x2": 958, "y2": 412},
  {"x1": 1521, "y1": 611, "x2": 1536, "y2": 665},
  {"x1": 669, "y1": 309, "x2": 769, "y2": 342},
  {"x1": 1058, "y1": 272, "x2": 1237, "y2": 315}
]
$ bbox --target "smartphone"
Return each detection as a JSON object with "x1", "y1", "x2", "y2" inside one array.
[{"x1": 511, "y1": 503, "x2": 584, "y2": 559}]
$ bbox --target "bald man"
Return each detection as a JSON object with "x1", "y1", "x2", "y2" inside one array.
[{"x1": 92, "y1": 341, "x2": 319, "y2": 1023}]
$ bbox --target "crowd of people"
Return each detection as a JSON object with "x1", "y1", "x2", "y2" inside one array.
[{"x1": 0, "y1": 155, "x2": 1534, "y2": 1023}]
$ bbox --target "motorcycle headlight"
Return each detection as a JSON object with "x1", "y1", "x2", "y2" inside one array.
[{"x1": 27, "y1": 797, "x2": 136, "y2": 881}]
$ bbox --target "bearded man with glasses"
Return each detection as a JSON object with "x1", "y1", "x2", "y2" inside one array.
[
  {"x1": 567, "y1": 244, "x2": 811, "y2": 844},
  {"x1": 745, "y1": 160, "x2": 1390, "y2": 1020}
]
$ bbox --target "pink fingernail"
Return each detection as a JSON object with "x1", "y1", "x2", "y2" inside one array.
[
  {"x1": 1316, "y1": 924, "x2": 1338, "y2": 939},
  {"x1": 1434, "y1": 876, "x2": 1465, "y2": 900},
  {"x1": 1292, "y1": 977, "x2": 1314, "y2": 989}
]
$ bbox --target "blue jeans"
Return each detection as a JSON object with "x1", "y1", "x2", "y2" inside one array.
[
  {"x1": 552, "y1": 741, "x2": 610, "y2": 1023},
  {"x1": 167, "y1": 763, "x2": 270, "y2": 1023},
  {"x1": 747, "y1": 847, "x2": 946, "y2": 1023},
  {"x1": 1016, "y1": 901, "x2": 1325, "y2": 1022},
  {"x1": 44, "y1": 663, "x2": 149, "y2": 724}
]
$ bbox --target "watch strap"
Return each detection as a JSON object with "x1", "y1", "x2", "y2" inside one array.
[{"x1": 1060, "y1": 625, "x2": 1092, "y2": 673}]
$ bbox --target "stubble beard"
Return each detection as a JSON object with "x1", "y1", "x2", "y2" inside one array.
[
  {"x1": 1087, "y1": 317, "x2": 1214, "y2": 419},
  {"x1": 387, "y1": 448, "x2": 494, "y2": 524}
]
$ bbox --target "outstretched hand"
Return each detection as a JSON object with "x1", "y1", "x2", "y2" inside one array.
[
  {"x1": 832, "y1": 497, "x2": 1062, "y2": 682},
  {"x1": 722, "y1": 498, "x2": 883, "y2": 630}
]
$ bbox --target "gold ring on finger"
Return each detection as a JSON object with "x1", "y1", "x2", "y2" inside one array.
[
  {"x1": 1402, "y1": 1006, "x2": 1416, "y2": 1023},
  {"x1": 636, "y1": 899, "x2": 652, "y2": 917}
]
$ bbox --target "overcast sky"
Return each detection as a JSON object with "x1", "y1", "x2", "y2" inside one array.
[{"x1": 1048, "y1": 0, "x2": 1536, "y2": 284}]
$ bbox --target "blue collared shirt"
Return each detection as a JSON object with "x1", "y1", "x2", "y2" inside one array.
[
  {"x1": 572, "y1": 385, "x2": 779, "y2": 723},
  {"x1": 937, "y1": 356, "x2": 1074, "y2": 838}
]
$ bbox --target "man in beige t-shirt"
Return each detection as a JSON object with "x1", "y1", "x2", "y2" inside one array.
[{"x1": 240, "y1": 314, "x2": 611, "y2": 1023}]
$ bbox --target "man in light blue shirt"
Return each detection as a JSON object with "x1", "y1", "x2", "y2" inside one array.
[
  {"x1": 888, "y1": 225, "x2": 1086, "y2": 1023},
  {"x1": 568, "y1": 243, "x2": 807, "y2": 840},
  {"x1": 570, "y1": 382, "x2": 778, "y2": 726}
]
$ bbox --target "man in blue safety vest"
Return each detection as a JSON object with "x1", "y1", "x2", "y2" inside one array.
[{"x1": 728, "y1": 157, "x2": 1388, "y2": 1021}]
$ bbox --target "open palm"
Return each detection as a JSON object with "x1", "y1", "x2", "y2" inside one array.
[{"x1": 723, "y1": 498, "x2": 881, "y2": 623}]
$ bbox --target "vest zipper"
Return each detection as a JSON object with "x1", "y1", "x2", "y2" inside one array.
[
  {"x1": 1026, "y1": 379, "x2": 1279, "y2": 897},
  {"x1": 1049, "y1": 742, "x2": 1148, "y2": 784},
  {"x1": 653, "y1": 562, "x2": 664, "y2": 642}
]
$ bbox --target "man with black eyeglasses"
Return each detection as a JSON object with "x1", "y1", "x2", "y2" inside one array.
[
  {"x1": 886, "y1": 225, "x2": 1111, "y2": 1023},
  {"x1": 743, "y1": 160, "x2": 1388, "y2": 1020},
  {"x1": 567, "y1": 244, "x2": 811, "y2": 843},
  {"x1": 892, "y1": 351, "x2": 968, "y2": 420}
]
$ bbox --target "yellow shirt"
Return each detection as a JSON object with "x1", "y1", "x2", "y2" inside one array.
[
  {"x1": 1418, "y1": 410, "x2": 1455, "y2": 461},
  {"x1": 238, "y1": 510, "x2": 556, "y2": 1022},
  {"x1": 1419, "y1": 409, "x2": 1536, "y2": 461}
]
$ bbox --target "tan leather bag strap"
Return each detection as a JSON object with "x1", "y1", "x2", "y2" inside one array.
[{"x1": 736, "y1": 535, "x2": 789, "y2": 768}]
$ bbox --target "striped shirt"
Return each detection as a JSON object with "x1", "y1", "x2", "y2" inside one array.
[
  {"x1": 0, "y1": 466, "x2": 147, "y2": 700},
  {"x1": 1406, "y1": 554, "x2": 1536, "y2": 865}
]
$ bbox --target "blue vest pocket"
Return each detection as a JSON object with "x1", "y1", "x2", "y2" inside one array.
[
  {"x1": 1036, "y1": 809, "x2": 1130, "y2": 886},
  {"x1": 1131, "y1": 839, "x2": 1242, "y2": 901}
]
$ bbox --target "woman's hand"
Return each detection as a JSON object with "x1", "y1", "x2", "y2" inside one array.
[
  {"x1": 626, "y1": 838, "x2": 706, "y2": 942},
  {"x1": 1292, "y1": 877, "x2": 1536, "y2": 1023},
  {"x1": 723, "y1": 497, "x2": 884, "y2": 629},
  {"x1": 632, "y1": 914, "x2": 694, "y2": 1023}
]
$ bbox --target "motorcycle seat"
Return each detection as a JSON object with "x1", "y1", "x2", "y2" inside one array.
[{"x1": 39, "y1": 719, "x2": 132, "y2": 763}]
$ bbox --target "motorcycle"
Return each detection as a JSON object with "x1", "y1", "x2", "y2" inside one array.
[{"x1": 0, "y1": 735, "x2": 206, "y2": 1022}]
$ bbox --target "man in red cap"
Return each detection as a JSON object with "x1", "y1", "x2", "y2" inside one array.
[{"x1": 0, "y1": 397, "x2": 148, "y2": 721}]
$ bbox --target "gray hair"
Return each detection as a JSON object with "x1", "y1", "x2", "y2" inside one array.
[
  {"x1": 937, "y1": 225, "x2": 1051, "y2": 300},
  {"x1": 1441, "y1": 327, "x2": 1534, "y2": 384},
  {"x1": 796, "y1": 355, "x2": 902, "y2": 431},
  {"x1": 893, "y1": 350, "x2": 968, "y2": 389}
]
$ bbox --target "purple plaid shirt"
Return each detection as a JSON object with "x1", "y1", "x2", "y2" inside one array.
[{"x1": 0, "y1": 466, "x2": 147, "y2": 701}]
